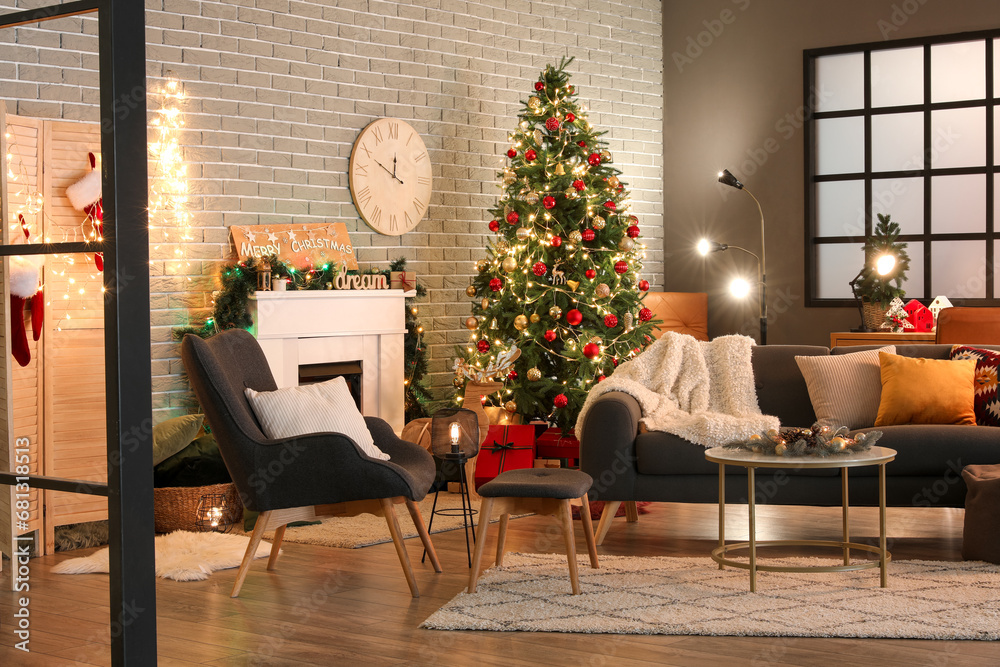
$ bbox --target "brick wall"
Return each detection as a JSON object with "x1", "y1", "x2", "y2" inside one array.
[{"x1": 0, "y1": 0, "x2": 663, "y2": 422}]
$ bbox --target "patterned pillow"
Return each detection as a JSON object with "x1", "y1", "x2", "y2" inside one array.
[{"x1": 950, "y1": 345, "x2": 1000, "y2": 426}]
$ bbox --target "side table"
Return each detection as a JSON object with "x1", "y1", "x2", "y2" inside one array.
[{"x1": 704, "y1": 446, "x2": 896, "y2": 592}]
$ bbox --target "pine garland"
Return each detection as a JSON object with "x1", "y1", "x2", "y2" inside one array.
[{"x1": 725, "y1": 424, "x2": 882, "y2": 457}]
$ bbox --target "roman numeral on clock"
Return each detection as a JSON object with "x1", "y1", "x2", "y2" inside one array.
[{"x1": 356, "y1": 186, "x2": 372, "y2": 207}]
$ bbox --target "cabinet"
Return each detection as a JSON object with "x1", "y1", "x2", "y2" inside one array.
[{"x1": 830, "y1": 331, "x2": 937, "y2": 348}]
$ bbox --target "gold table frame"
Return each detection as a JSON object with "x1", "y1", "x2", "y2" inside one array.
[{"x1": 704, "y1": 446, "x2": 897, "y2": 592}]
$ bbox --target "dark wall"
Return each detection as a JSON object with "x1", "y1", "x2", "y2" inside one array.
[{"x1": 663, "y1": 0, "x2": 1000, "y2": 345}]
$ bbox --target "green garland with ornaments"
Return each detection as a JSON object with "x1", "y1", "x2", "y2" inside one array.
[{"x1": 175, "y1": 256, "x2": 431, "y2": 421}]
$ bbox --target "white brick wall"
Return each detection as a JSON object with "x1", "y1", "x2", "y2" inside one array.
[{"x1": 0, "y1": 0, "x2": 663, "y2": 421}]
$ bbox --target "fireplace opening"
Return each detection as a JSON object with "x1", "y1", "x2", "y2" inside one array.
[{"x1": 299, "y1": 361, "x2": 362, "y2": 411}]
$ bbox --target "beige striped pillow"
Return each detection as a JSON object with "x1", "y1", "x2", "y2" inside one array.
[
  {"x1": 794, "y1": 346, "x2": 896, "y2": 429},
  {"x1": 244, "y1": 377, "x2": 389, "y2": 460}
]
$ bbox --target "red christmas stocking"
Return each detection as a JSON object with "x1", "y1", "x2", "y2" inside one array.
[
  {"x1": 10, "y1": 295, "x2": 29, "y2": 367},
  {"x1": 30, "y1": 290, "x2": 44, "y2": 341}
]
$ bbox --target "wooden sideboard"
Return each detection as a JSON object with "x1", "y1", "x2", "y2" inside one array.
[{"x1": 830, "y1": 331, "x2": 937, "y2": 348}]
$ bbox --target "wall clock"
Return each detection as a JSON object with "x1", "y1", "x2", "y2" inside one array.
[{"x1": 349, "y1": 118, "x2": 432, "y2": 235}]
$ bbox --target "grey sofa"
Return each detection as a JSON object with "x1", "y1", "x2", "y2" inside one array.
[{"x1": 580, "y1": 344, "x2": 1000, "y2": 524}]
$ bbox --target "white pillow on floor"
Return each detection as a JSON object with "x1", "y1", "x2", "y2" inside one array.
[{"x1": 245, "y1": 377, "x2": 389, "y2": 460}]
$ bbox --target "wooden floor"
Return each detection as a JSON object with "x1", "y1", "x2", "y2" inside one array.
[{"x1": 0, "y1": 502, "x2": 997, "y2": 666}]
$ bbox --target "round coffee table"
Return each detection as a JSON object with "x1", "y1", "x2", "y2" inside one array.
[{"x1": 704, "y1": 445, "x2": 897, "y2": 592}]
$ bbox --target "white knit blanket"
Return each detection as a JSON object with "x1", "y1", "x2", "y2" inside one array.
[{"x1": 575, "y1": 332, "x2": 779, "y2": 447}]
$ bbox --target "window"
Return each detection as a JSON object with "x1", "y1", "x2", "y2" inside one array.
[{"x1": 805, "y1": 30, "x2": 1000, "y2": 305}]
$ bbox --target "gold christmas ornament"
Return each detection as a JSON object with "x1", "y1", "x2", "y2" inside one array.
[
  {"x1": 513, "y1": 314, "x2": 529, "y2": 331},
  {"x1": 623, "y1": 312, "x2": 634, "y2": 331},
  {"x1": 568, "y1": 230, "x2": 583, "y2": 244},
  {"x1": 618, "y1": 237, "x2": 635, "y2": 252},
  {"x1": 564, "y1": 187, "x2": 577, "y2": 197},
  {"x1": 590, "y1": 336, "x2": 603, "y2": 344},
  {"x1": 465, "y1": 285, "x2": 477, "y2": 297},
  {"x1": 529, "y1": 313, "x2": 540, "y2": 323},
  {"x1": 529, "y1": 96, "x2": 541, "y2": 109},
  {"x1": 607, "y1": 175, "x2": 620, "y2": 188},
  {"x1": 593, "y1": 216, "x2": 606, "y2": 230},
  {"x1": 549, "y1": 305, "x2": 562, "y2": 320},
  {"x1": 503, "y1": 168, "x2": 516, "y2": 185},
  {"x1": 527, "y1": 367, "x2": 542, "y2": 381},
  {"x1": 554, "y1": 163, "x2": 566, "y2": 175},
  {"x1": 495, "y1": 240, "x2": 510, "y2": 255},
  {"x1": 533, "y1": 129, "x2": 543, "y2": 144},
  {"x1": 516, "y1": 227, "x2": 531, "y2": 241},
  {"x1": 504, "y1": 400, "x2": 517, "y2": 413},
  {"x1": 481, "y1": 298, "x2": 490, "y2": 309},
  {"x1": 502, "y1": 256, "x2": 518, "y2": 272},
  {"x1": 600, "y1": 149, "x2": 612, "y2": 162},
  {"x1": 520, "y1": 121, "x2": 529, "y2": 130},
  {"x1": 476, "y1": 259, "x2": 489, "y2": 272},
  {"x1": 489, "y1": 318, "x2": 498, "y2": 329},
  {"x1": 774, "y1": 442, "x2": 787, "y2": 456},
  {"x1": 453, "y1": 377, "x2": 464, "y2": 387},
  {"x1": 566, "y1": 280, "x2": 580, "y2": 292},
  {"x1": 525, "y1": 191, "x2": 539, "y2": 205},
  {"x1": 595, "y1": 283, "x2": 611, "y2": 299},
  {"x1": 465, "y1": 316, "x2": 478, "y2": 330}
]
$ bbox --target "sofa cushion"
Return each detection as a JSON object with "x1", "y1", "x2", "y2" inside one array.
[
  {"x1": 875, "y1": 352, "x2": 976, "y2": 426},
  {"x1": 795, "y1": 346, "x2": 894, "y2": 429},
  {"x1": 852, "y1": 424, "x2": 1000, "y2": 477},
  {"x1": 949, "y1": 345, "x2": 1000, "y2": 426},
  {"x1": 752, "y1": 345, "x2": 828, "y2": 426}
]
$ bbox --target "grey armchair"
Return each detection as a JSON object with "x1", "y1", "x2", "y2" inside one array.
[{"x1": 181, "y1": 329, "x2": 441, "y2": 598}]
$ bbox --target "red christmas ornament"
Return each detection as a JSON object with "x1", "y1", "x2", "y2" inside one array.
[
  {"x1": 582, "y1": 229, "x2": 595, "y2": 242},
  {"x1": 488, "y1": 220, "x2": 500, "y2": 232},
  {"x1": 578, "y1": 140, "x2": 587, "y2": 147},
  {"x1": 612, "y1": 358, "x2": 619, "y2": 367},
  {"x1": 638, "y1": 279, "x2": 650, "y2": 291},
  {"x1": 566, "y1": 309, "x2": 583, "y2": 326},
  {"x1": 507, "y1": 148, "x2": 517, "y2": 158},
  {"x1": 566, "y1": 112, "x2": 576, "y2": 122},
  {"x1": 585, "y1": 269, "x2": 597, "y2": 279},
  {"x1": 597, "y1": 374, "x2": 606, "y2": 382},
  {"x1": 544, "y1": 329, "x2": 557, "y2": 342},
  {"x1": 603, "y1": 200, "x2": 616, "y2": 211},
  {"x1": 525, "y1": 149, "x2": 537, "y2": 161},
  {"x1": 553, "y1": 393, "x2": 568, "y2": 408},
  {"x1": 614, "y1": 261, "x2": 628, "y2": 274},
  {"x1": 583, "y1": 342, "x2": 601, "y2": 359},
  {"x1": 629, "y1": 215, "x2": 639, "y2": 224},
  {"x1": 550, "y1": 235, "x2": 562, "y2": 247},
  {"x1": 627, "y1": 225, "x2": 640, "y2": 238},
  {"x1": 506, "y1": 211, "x2": 519, "y2": 224},
  {"x1": 604, "y1": 314, "x2": 618, "y2": 328},
  {"x1": 543, "y1": 195, "x2": 556, "y2": 209},
  {"x1": 532, "y1": 261, "x2": 547, "y2": 276},
  {"x1": 639, "y1": 307, "x2": 653, "y2": 322},
  {"x1": 572, "y1": 179, "x2": 585, "y2": 191},
  {"x1": 477, "y1": 339, "x2": 490, "y2": 353},
  {"x1": 508, "y1": 369, "x2": 517, "y2": 380},
  {"x1": 490, "y1": 277, "x2": 503, "y2": 292},
  {"x1": 588, "y1": 152, "x2": 601, "y2": 166},
  {"x1": 545, "y1": 117, "x2": 560, "y2": 131},
  {"x1": 534, "y1": 81, "x2": 544, "y2": 91}
]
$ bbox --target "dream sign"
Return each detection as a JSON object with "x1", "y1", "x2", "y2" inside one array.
[{"x1": 230, "y1": 222, "x2": 359, "y2": 270}]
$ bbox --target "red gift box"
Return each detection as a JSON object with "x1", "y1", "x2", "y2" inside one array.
[
  {"x1": 474, "y1": 424, "x2": 536, "y2": 490},
  {"x1": 535, "y1": 427, "x2": 581, "y2": 466}
]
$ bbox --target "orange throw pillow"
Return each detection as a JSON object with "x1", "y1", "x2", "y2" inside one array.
[{"x1": 875, "y1": 352, "x2": 976, "y2": 426}]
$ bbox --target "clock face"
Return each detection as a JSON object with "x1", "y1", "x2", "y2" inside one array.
[{"x1": 349, "y1": 118, "x2": 432, "y2": 235}]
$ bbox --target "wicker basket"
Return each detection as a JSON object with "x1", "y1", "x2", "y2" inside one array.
[
  {"x1": 153, "y1": 482, "x2": 242, "y2": 533},
  {"x1": 862, "y1": 300, "x2": 890, "y2": 330}
]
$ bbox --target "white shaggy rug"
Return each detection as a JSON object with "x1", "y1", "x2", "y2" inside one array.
[
  {"x1": 52, "y1": 531, "x2": 273, "y2": 581},
  {"x1": 423, "y1": 553, "x2": 1000, "y2": 640}
]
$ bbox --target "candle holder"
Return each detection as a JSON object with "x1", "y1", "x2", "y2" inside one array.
[{"x1": 195, "y1": 493, "x2": 237, "y2": 533}]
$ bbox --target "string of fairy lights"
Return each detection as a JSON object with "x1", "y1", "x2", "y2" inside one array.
[{"x1": 149, "y1": 75, "x2": 192, "y2": 278}]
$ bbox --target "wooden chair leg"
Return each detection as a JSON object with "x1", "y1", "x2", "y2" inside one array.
[
  {"x1": 579, "y1": 493, "x2": 599, "y2": 569},
  {"x1": 594, "y1": 500, "x2": 621, "y2": 546},
  {"x1": 266, "y1": 524, "x2": 286, "y2": 571},
  {"x1": 625, "y1": 500, "x2": 639, "y2": 523},
  {"x1": 406, "y1": 498, "x2": 442, "y2": 573},
  {"x1": 495, "y1": 513, "x2": 509, "y2": 567},
  {"x1": 468, "y1": 497, "x2": 494, "y2": 594},
  {"x1": 558, "y1": 499, "x2": 581, "y2": 595},
  {"x1": 380, "y1": 498, "x2": 419, "y2": 598},
  {"x1": 232, "y1": 510, "x2": 271, "y2": 598}
]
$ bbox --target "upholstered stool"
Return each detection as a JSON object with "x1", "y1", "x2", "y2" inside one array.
[
  {"x1": 468, "y1": 468, "x2": 599, "y2": 595},
  {"x1": 962, "y1": 464, "x2": 1000, "y2": 563}
]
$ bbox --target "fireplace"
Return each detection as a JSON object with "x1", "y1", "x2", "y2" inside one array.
[{"x1": 248, "y1": 290, "x2": 407, "y2": 433}]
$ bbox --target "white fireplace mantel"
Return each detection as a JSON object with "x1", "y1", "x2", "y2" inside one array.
[{"x1": 248, "y1": 290, "x2": 408, "y2": 433}]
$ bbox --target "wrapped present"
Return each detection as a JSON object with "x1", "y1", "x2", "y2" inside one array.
[
  {"x1": 390, "y1": 270, "x2": 417, "y2": 291},
  {"x1": 535, "y1": 427, "x2": 580, "y2": 463},
  {"x1": 474, "y1": 424, "x2": 535, "y2": 490}
]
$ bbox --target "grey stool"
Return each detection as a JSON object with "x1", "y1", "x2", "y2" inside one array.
[{"x1": 468, "y1": 468, "x2": 599, "y2": 595}]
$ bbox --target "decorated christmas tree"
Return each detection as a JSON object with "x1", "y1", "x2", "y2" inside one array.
[{"x1": 456, "y1": 57, "x2": 658, "y2": 430}]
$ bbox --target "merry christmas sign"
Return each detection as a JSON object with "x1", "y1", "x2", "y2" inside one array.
[{"x1": 230, "y1": 223, "x2": 359, "y2": 270}]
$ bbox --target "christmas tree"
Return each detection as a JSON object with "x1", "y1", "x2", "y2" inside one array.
[{"x1": 457, "y1": 57, "x2": 658, "y2": 430}]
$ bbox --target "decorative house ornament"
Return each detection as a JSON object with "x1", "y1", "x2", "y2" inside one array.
[
  {"x1": 928, "y1": 295, "x2": 953, "y2": 324},
  {"x1": 902, "y1": 299, "x2": 934, "y2": 332},
  {"x1": 880, "y1": 297, "x2": 914, "y2": 333},
  {"x1": 231, "y1": 222, "x2": 359, "y2": 269}
]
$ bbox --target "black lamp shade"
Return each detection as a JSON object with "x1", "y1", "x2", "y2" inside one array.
[
  {"x1": 718, "y1": 168, "x2": 744, "y2": 190},
  {"x1": 430, "y1": 407, "x2": 480, "y2": 458}
]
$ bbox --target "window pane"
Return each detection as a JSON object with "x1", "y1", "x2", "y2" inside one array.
[
  {"x1": 816, "y1": 243, "x2": 864, "y2": 299},
  {"x1": 872, "y1": 112, "x2": 923, "y2": 171},
  {"x1": 816, "y1": 180, "x2": 864, "y2": 238},
  {"x1": 816, "y1": 117, "x2": 864, "y2": 175},
  {"x1": 994, "y1": 108, "x2": 1000, "y2": 166},
  {"x1": 872, "y1": 178, "x2": 923, "y2": 234},
  {"x1": 815, "y1": 52, "x2": 865, "y2": 112},
  {"x1": 931, "y1": 40, "x2": 986, "y2": 103},
  {"x1": 994, "y1": 39, "x2": 1000, "y2": 96},
  {"x1": 900, "y1": 241, "x2": 924, "y2": 300},
  {"x1": 931, "y1": 174, "x2": 986, "y2": 234},
  {"x1": 930, "y1": 108, "x2": 985, "y2": 168},
  {"x1": 932, "y1": 240, "x2": 985, "y2": 298},
  {"x1": 871, "y1": 47, "x2": 924, "y2": 108}
]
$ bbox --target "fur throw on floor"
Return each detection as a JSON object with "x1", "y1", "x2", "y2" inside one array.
[
  {"x1": 52, "y1": 530, "x2": 273, "y2": 582},
  {"x1": 576, "y1": 332, "x2": 779, "y2": 447}
]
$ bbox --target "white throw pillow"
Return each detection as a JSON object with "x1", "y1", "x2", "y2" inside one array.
[
  {"x1": 244, "y1": 377, "x2": 389, "y2": 460},
  {"x1": 794, "y1": 346, "x2": 896, "y2": 430}
]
